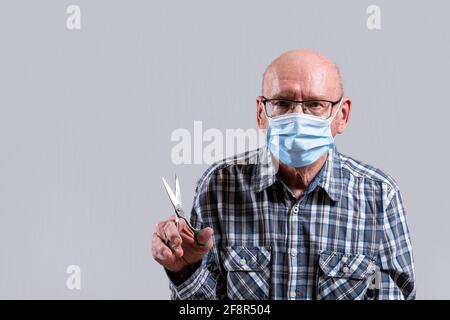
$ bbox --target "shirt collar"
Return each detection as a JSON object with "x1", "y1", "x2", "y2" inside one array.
[
  {"x1": 316, "y1": 147, "x2": 343, "y2": 202},
  {"x1": 251, "y1": 147, "x2": 279, "y2": 193},
  {"x1": 251, "y1": 147, "x2": 343, "y2": 202}
]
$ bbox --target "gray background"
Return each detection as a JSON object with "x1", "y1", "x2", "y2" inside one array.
[{"x1": 0, "y1": 0, "x2": 448, "y2": 299}]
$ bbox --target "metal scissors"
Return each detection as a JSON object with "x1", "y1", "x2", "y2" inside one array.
[{"x1": 162, "y1": 175, "x2": 203, "y2": 246}]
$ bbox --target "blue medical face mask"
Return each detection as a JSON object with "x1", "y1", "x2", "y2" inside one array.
[{"x1": 266, "y1": 99, "x2": 343, "y2": 168}]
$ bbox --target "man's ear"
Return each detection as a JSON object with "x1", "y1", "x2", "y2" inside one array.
[
  {"x1": 256, "y1": 97, "x2": 268, "y2": 129},
  {"x1": 333, "y1": 97, "x2": 352, "y2": 135}
]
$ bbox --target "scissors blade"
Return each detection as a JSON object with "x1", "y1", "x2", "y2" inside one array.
[
  {"x1": 175, "y1": 174, "x2": 181, "y2": 207},
  {"x1": 162, "y1": 177, "x2": 179, "y2": 208}
]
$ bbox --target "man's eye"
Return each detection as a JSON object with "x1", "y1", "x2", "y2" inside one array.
[
  {"x1": 273, "y1": 101, "x2": 292, "y2": 108},
  {"x1": 305, "y1": 101, "x2": 325, "y2": 108}
]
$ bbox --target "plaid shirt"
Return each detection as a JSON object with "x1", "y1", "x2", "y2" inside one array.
[{"x1": 168, "y1": 147, "x2": 416, "y2": 300}]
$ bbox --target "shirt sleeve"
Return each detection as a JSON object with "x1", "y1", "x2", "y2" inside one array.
[
  {"x1": 168, "y1": 249, "x2": 224, "y2": 300},
  {"x1": 377, "y1": 187, "x2": 416, "y2": 300},
  {"x1": 167, "y1": 174, "x2": 226, "y2": 300}
]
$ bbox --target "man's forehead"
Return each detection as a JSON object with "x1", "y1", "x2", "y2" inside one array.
[
  {"x1": 266, "y1": 78, "x2": 332, "y2": 100},
  {"x1": 262, "y1": 50, "x2": 343, "y2": 99}
]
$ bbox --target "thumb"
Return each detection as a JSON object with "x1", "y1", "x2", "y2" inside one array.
[{"x1": 196, "y1": 227, "x2": 214, "y2": 249}]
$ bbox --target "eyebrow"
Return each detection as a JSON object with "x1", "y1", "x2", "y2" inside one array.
[
  {"x1": 271, "y1": 90, "x2": 300, "y2": 100},
  {"x1": 271, "y1": 91, "x2": 331, "y2": 101}
]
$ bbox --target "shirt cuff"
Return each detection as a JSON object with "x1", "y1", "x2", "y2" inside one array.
[{"x1": 166, "y1": 261, "x2": 212, "y2": 300}]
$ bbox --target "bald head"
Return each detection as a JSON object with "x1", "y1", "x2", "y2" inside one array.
[{"x1": 262, "y1": 49, "x2": 343, "y2": 100}]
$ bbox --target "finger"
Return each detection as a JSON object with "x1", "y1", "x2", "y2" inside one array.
[
  {"x1": 156, "y1": 215, "x2": 179, "y2": 237},
  {"x1": 163, "y1": 222, "x2": 183, "y2": 256},
  {"x1": 156, "y1": 221, "x2": 168, "y2": 242},
  {"x1": 155, "y1": 221, "x2": 183, "y2": 258},
  {"x1": 152, "y1": 232, "x2": 178, "y2": 265},
  {"x1": 196, "y1": 227, "x2": 214, "y2": 249},
  {"x1": 168, "y1": 214, "x2": 180, "y2": 232},
  {"x1": 168, "y1": 214, "x2": 177, "y2": 222},
  {"x1": 152, "y1": 232, "x2": 169, "y2": 259},
  {"x1": 164, "y1": 221, "x2": 182, "y2": 246},
  {"x1": 177, "y1": 218, "x2": 196, "y2": 241}
]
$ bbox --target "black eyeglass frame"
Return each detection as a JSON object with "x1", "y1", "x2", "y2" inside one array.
[{"x1": 260, "y1": 95, "x2": 343, "y2": 119}]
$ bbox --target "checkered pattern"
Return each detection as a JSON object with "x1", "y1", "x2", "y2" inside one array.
[{"x1": 168, "y1": 147, "x2": 416, "y2": 300}]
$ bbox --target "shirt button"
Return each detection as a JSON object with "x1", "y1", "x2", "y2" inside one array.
[
  {"x1": 342, "y1": 266, "x2": 350, "y2": 274},
  {"x1": 291, "y1": 249, "x2": 298, "y2": 257},
  {"x1": 292, "y1": 206, "x2": 299, "y2": 214},
  {"x1": 290, "y1": 291, "x2": 296, "y2": 299},
  {"x1": 239, "y1": 258, "x2": 247, "y2": 266}
]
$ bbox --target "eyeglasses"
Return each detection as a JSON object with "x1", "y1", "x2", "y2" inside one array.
[{"x1": 261, "y1": 96, "x2": 343, "y2": 119}]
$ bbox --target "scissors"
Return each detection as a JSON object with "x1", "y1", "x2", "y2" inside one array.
[{"x1": 162, "y1": 175, "x2": 203, "y2": 246}]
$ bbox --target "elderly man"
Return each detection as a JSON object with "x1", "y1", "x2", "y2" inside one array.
[{"x1": 152, "y1": 49, "x2": 416, "y2": 300}]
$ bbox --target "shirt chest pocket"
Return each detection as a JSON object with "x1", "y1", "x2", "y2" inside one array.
[
  {"x1": 222, "y1": 246, "x2": 271, "y2": 300},
  {"x1": 317, "y1": 251, "x2": 376, "y2": 300}
]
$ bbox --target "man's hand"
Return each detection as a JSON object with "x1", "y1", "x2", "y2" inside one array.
[{"x1": 152, "y1": 215, "x2": 214, "y2": 273}]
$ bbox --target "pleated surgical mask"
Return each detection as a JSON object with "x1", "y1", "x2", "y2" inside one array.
[{"x1": 266, "y1": 99, "x2": 343, "y2": 168}]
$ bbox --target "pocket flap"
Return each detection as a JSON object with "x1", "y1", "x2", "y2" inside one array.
[
  {"x1": 319, "y1": 251, "x2": 376, "y2": 280},
  {"x1": 222, "y1": 246, "x2": 271, "y2": 272}
]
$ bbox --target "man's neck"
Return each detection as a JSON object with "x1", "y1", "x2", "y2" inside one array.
[{"x1": 277, "y1": 153, "x2": 328, "y2": 200}]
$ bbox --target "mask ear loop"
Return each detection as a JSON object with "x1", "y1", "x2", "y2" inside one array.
[
  {"x1": 328, "y1": 97, "x2": 345, "y2": 123},
  {"x1": 326, "y1": 97, "x2": 344, "y2": 157}
]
